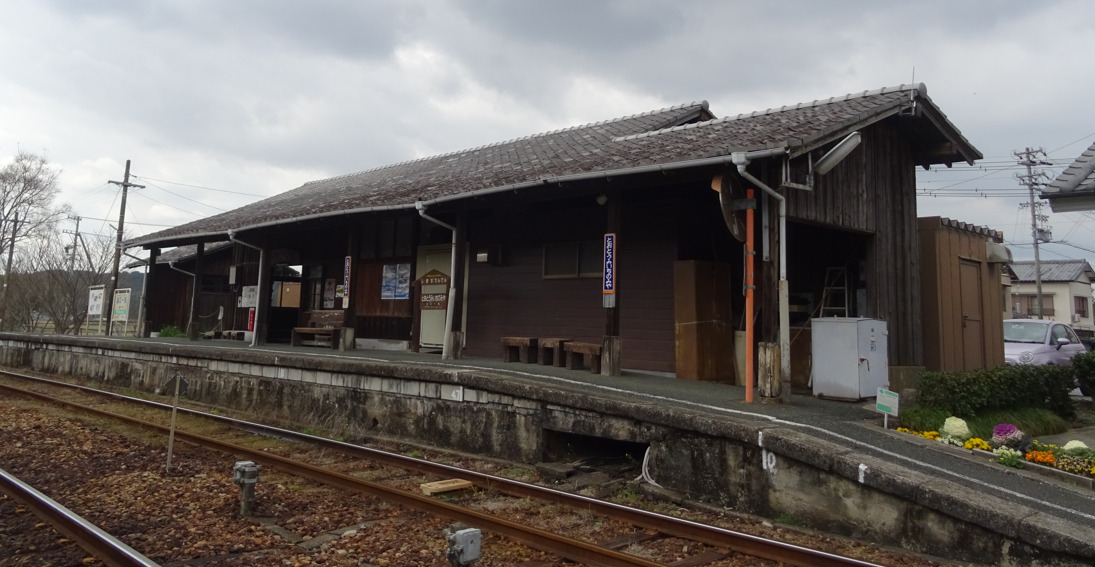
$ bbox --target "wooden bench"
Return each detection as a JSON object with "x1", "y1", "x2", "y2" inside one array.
[
  {"x1": 501, "y1": 336, "x2": 538, "y2": 363},
  {"x1": 292, "y1": 310, "x2": 344, "y2": 350},
  {"x1": 563, "y1": 341, "x2": 602, "y2": 374},
  {"x1": 537, "y1": 338, "x2": 571, "y2": 367}
]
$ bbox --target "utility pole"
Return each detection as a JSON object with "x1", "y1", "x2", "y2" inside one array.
[
  {"x1": 1015, "y1": 147, "x2": 1051, "y2": 319},
  {"x1": 106, "y1": 160, "x2": 144, "y2": 335},
  {"x1": 64, "y1": 216, "x2": 81, "y2": 271}
]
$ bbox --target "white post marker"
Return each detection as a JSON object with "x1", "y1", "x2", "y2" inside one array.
[{"x1": 876, "y1": 387, "x2": 899, "y2": 429}]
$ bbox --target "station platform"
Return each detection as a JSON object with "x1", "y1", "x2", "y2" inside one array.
[{"x1": 3, "y1": 334, "x2": 1094, "y2": 561}]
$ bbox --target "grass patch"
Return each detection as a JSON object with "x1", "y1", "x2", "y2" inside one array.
[
  {"x1": 901, "y1": 405, "x2": 1068, "y2": 438},
  {"x1": 775, "y1": 512, "x2": 806, "y2": 527},
  {"x1": 158, "y1": 324, "x2": 185, "y2": 338}
]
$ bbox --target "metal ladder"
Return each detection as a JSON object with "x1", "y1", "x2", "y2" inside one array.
[{"x1": 819, "y1": 267, "x2": 848, "y2": 317}]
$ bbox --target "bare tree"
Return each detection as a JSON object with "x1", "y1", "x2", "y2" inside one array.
[
  {"x1": 8, "y1": 228, "x2": 115, "y2": 334},
  {"x1": 0, "y1": 151, "x2": 73, "y2": 330},
  {"x1": 0, "y1": 151, "x2": 70, "y2": 254}
]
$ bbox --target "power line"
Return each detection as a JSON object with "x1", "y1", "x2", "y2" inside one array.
[
  {"x1": 135, "y1": 178, "x2": 228, "y2": 214},
  {"x1": 130, "y1": 190, "x2": 205, "y2": 218},
  {"x1": 129, "y1": 175, "x2": 267, "y2": 198}
]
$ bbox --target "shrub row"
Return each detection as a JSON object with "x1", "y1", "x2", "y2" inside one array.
[{"x1": 916, "y1": 361, "x2": 1078, "y2": 421}]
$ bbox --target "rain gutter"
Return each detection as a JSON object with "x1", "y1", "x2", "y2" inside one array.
[
  {"x1": 415, "y1": 201, "x2": 459, "y2": 360},
  {"x1": 127, "y1": 150, "x2": 791, "y2": 250}
]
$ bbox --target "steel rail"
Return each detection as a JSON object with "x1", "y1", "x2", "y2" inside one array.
[
  {"x1": 0, "y1": 382, "x2": 661, "y2": 567},
  {"x1": 0, "y1": 370, "x2": 883, "y2": 567},
  {"x1": 0, "y1": 467, "x2": 160, "y2": 567}
]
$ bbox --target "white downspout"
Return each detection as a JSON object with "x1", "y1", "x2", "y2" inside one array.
[
  {"x1": 732, "y1": 149, "x2": 792, "y2": 404},
  {"x1": 416, "y1": 201, "x2": 458, "y2": 360},
  {"x1": 228, "y1": 231, "x2": 264, "y2": 347},
  {"x1": 167, "y1": 261, "x2": 196, "y2": 336}
]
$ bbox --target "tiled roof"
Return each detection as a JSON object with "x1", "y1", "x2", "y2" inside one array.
[
  {"x1": 1045, "y1": 141, "x2": 1095, "y2": 194},
  {"x1": 128, "y1": 83, "x2": 980, "y2": 248},
  {"x1": 1010, "y1": 260, "x2": 1095, "y2": 283},
  {"x1": 923, "y1": 216, "x2": 1004, "y2": 242}
]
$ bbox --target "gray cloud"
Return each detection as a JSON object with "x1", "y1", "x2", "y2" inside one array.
[{"x1": 1, "y1": 0, "x2": 1092, "y2": 261}]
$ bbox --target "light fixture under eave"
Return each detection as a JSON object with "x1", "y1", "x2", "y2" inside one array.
[
  {"x1": 596, "y1": 193, "x2": 608, "y2": 206},
  {"x1": 813, "y1": 131, "x2": 862, "y2": 176}
]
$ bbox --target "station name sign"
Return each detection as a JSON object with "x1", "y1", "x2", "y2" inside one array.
[{"x1": 602, "y1": 233, "x2": 616, "y2": 295}]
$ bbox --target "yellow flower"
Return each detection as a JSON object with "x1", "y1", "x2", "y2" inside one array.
[{"x1": 964, "y1": 438, "x2": 991, "y2": 451}]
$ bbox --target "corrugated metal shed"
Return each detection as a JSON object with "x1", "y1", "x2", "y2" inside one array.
[
  {"x1": 1010, "y1": 259, "x2": 1095, "y2": 283},
  {"x1": 128, "y1": 83, "x2": 980, "y2": 249}
]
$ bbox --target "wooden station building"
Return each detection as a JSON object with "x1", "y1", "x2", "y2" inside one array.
[{"x1": 127, "y1": 83, "x2": 982, "y2": 387}]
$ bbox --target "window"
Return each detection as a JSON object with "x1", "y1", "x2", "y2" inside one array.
[
  {"x1": 1075, "y1": 296, "x2": 1089, "y2": 318},
  {"x1": 1014, "y1": 294, "x2": 1055, "y2": 317},
  {"x1": 306, "y1": 266, "x2": 324, "y2": 309},
  {"x1": 543, "y1": 240, "x2": 602, "y2": 278}
]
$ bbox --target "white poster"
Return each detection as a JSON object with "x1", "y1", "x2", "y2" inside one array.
[
  {"x1": 240, "y1": 285, "x2": 258, "y2": 308},
  {"x1": 87, "y1": 286, "x2": 104, "y2": 319},
  {"x1": 111, "y1": 288, "x2": 131, "y2": 322}
]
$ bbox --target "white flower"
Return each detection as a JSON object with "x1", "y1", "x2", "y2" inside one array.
[
  {"x1": 1063, "y1": 440, "x2": 1088, "y2": 451},
  {"x1": 942, "y1": 417, "x2": 970, "y2": 440}
]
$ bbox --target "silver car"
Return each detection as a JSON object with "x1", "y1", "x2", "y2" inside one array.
[{"x1": 1003, "y1": 319, "x2": 1087, "y2": 366}]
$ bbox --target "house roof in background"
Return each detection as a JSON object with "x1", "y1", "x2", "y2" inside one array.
[
  {"x1": 128, "y1": 83, "x2": 981, "y2": 249},
  {"x1": 1041, "y1": 141, "x2": 1095, "y2": 212},
  {"x1": 1010, "y1": 259, "x2": 1095, "y2": 283}
]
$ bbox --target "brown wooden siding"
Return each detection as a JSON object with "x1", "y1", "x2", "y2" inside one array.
[
  {"x1": 463, "y1": 196, "x2": 679, "y2": 373},
  {"x1": 919, "y1": 217, "x2": 1005, "y2": 371},
  {"x1": 782, "y1": 123, "x2": 923, "y2": 366}
]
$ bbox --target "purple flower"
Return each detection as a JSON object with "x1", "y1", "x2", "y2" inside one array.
[{"x1": 991, "y1": 423, "x2": 1025, "y2": 448}]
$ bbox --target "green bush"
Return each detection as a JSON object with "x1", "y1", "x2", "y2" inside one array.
[
  {"x1": 1070, "y1": 350, "x2": 1095, "y2": 396},
  {"x1": 158, "y1": 325, "x2": 185, "y2": 338},
  {"x1": 915, "y1": 363, "x2": 1076, "y2": 421},
  {"x1": 897, "y1": 406, "x2": 949, "y2": 433}
]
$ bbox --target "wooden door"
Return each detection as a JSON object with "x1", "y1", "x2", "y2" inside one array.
[{"x1": 959, "y1": 260, "x2": 985, "y2": 370}]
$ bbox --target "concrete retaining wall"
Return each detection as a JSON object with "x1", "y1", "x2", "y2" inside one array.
[{"x1": 0, "y1": 334, "x2": 1090, "y2": 566}]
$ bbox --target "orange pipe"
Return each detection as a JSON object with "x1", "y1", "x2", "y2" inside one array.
[{"x1": 745, "y1": 189, "x2": 754, "y2": 403}]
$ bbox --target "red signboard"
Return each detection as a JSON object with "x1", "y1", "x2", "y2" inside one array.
[{"x1": 247, "y1": 308, "x2": 256, "y2": 332}]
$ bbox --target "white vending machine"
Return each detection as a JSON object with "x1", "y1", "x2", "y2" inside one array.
[{"x1": 810, "y1": 318, "x2": 888, "y2": 400}]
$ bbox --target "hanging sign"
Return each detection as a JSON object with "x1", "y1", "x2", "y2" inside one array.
[
  {"x1": 341, "y1": 256, "x2": 352, "y2": 301},
  {"x1": 602, "y1": 233, "x2": 616, "y2": 295},
  {"x1": 418, "y1": 269, "x2": 449, "y2": 310}
]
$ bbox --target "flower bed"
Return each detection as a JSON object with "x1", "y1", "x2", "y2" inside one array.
[{"x1": 896, "y1": 418, "x2": 1095, "y2": 480}]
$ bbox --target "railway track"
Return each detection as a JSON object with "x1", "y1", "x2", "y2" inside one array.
[
  {"x1": 0, "y1": 466, "x2": 158, "y2": 567},
  {"x1": 0, "y1": 369, "x2": 889, "y2": 567}
]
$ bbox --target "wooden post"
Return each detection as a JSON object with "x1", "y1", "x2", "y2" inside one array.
[
  {"x1": 602, "y1": 191, "x2": 622, "y2": 376},
  {"x1": 343, "y1": 229, "x2": 358, "y2": 351},
  {"x1": 143, "y1": 248, "x2": 158, "y2": 337},
  {"x1": 745, "y1": 189, "x2": 755, "y2": 402},
  {"x1": 758, "y1": 342, "x2": 781, "y2": 399},
  {"x1": 255, "y1": 240, "x2": 271, "y2": 346}
]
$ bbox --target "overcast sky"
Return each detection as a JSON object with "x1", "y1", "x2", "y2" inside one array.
[{"x1": 2, "y1": 0, "x2": 1093, "y2": 263}]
